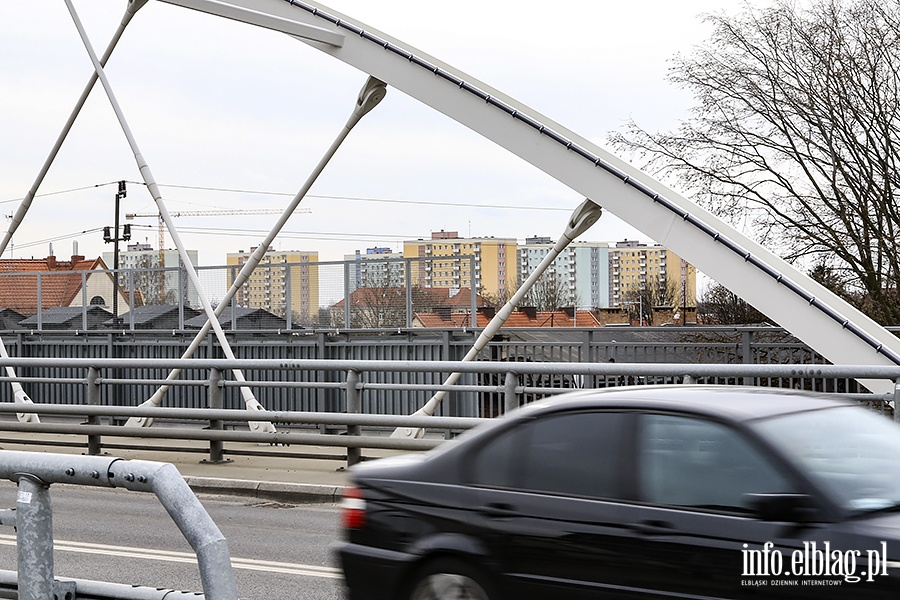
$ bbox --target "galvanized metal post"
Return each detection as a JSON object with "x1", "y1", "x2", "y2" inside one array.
[
  {"x1": 316, "y1": 332, "x2": 328, "y2": 427},
  {"x1": 204, "y1": 368, "x2": 230, "y2": 463},
  {"x1": 86, "y1": 366, "x2": 102, "y2": 455},
  {"x1": 346, "y1": 369, "x2": 361, "y2": 466},
  {"x1": 178, "y1": 260, "x2": 186, "y2": 325},
  {"x1": 894, "y1": 377, "x2": 900, "y2": 423},
  {"x1": 504, "y1": 371, "x2": 519, "y2": 415},
  {"x1": 742, "y1": 329, "x2": 753, "y2": 385},
  {"x1": 405, "y1": 258, "x2": 413, "y2": 329},
  {"x1": 683, "y1": 374, "x2": 695, "y2": 384},
  {"x1": 469, "y1": 256, "x2": 477, "y2": 328},
  {"x1": 0, "y1": 451, "x2": 238, "y2": 599},
  {"x1": 284, "y1": 264, "x2": 292, "y2": 329},
  {"x1": 36, "y1": 274, "x2": 42, "y2": 331},
  {"x1": 344, "y1": 261, "x2": 352, "y2": 329},
  {"x1": 16, "y1": 475, "x2": 54, "y2": 600},
  {"x1": 128, "y1": 269, "x2": 136, "y2": 330},
  {"x1": 81, "y1": 270, "x2": 89, "y2": 330}
]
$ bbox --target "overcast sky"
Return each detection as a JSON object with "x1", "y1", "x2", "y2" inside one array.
[{"x1": 0, "y1": 0, "x2": 738, "y2": 266}]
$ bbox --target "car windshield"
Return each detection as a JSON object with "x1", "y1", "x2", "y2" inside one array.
[{"x1": 752, "y1": 405, "x2": 900, "y2": 513}]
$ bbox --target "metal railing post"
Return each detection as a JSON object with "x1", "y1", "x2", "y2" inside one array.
[
  {"x1": 15, "y1": 475, "x2": 55, "y2": 600},
  {"x1": 0, "y1": 451, "x2": 238, "y2": 599},
  {"x1": 470, "y1": 256, "x2": 477, "y2": 328},
  {"x1": 86, "y1": 366, "x2": 102, "y2": 455},
  {"x1": 128, "y1": 268, "x2": 135, "y2": 328},
  {"x1": 346, "y1": 369, "x2": 361, "y2": 467},
  {"x1": 284, "y1": 264, "x2": 292, "y2": 329},
  {"x1": 344, "y1": 261, "x2": 352, "y2": 329},
  {"x1": 894, "y1": 378, "x2": 900, "y2": 423},
  {"x1": 82, "y1": 270, "x2": 88, "y2": 329},
  {"x1": 683, "y1": 374, "x2": 695, "y2": 384},
  {"x1": 406, "y1": 258, "x2": 413, "y2": 329},
  {"x1": 504, "y1": 370, "x2": 519, "y2": 415},
  {"x1": 204, "y1": 368, "x2": 230, "y2": 464},
  {"x1": 742, "y1": 329, "x2": 753, "y2": 385},
  {"x1": 36, "y1": 274, "x2": 42, "y2": 331}
]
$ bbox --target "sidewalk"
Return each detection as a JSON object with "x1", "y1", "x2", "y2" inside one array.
[{"x1": 0, "y1": 431, "x2": 414, "y2": 504}]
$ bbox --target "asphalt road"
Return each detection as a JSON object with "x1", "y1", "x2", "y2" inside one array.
[{"x1": 0, "y1": 484, "x2": 345, "y2": 599}]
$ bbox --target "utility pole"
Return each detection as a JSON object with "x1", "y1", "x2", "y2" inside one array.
[{"x1": 103, "y1": 180, "x2": 131, "y2": 317}]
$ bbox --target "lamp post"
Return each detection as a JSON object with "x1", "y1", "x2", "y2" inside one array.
[
  {"x1": 102, "y1": 180, "x2": 131, "y2": 317},
  {"x1": 621, "y1": 297, "x2": 644, "y2": 326},
  {"x1": 392, "y1": 198, "x2": 602, "y2": 439}
]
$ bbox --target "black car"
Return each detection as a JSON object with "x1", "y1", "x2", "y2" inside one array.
[{"x1": 338, "y1": 386, "x2": 900, "y2": 599}]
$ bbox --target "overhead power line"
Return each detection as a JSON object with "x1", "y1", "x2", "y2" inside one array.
[
  {"x1": 5, "y1": 180, "x2": 573, "y2": 212},
  {"x1": 1, "y1": 181, "x2": 121, "y2": 205}
]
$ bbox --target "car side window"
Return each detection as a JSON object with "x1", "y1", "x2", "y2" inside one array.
[
  {"x1": 469, "y1": 411, "x2": 629, "y2": 500},
  {"x1": 638, "y1": 414, "x2": 796, "y2": 513}
]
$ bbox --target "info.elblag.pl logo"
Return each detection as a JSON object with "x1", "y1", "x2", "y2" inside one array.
[{"x1": 742, "y1": 541, "x2": 894, "y2": 585}]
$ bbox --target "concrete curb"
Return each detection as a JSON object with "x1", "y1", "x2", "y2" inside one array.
[{"x1": 184, "y1": 476, "x2": 347, "y2": 504}]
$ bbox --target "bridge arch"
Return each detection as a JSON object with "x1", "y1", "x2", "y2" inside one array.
[{"x1": 10, "y1": 0, "x2": 900, "y2": 394}]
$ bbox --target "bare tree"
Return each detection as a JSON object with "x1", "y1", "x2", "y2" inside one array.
[
  {"x1": 523, "y1": 271, "x2": 570, "y2": 312},
  {"x1": 621, "y1": 274, "x2": 680, "y2": 324},
  {"x1": 698, "y1": 281, "x2": 770, "y2": 325},
  {"x1": 609, "y1": 0, "x2": 900, "y2": 324}
]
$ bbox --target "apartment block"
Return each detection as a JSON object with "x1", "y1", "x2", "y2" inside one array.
[
  {"x1": 226, "y1": 247, "x2": 319, "y2": 324},
  {"x1": 403, "y1": 231, "x2": 517, "y2": 300},
  {"x1": 518, "y1": 237, "x2": 610, "y2": 308},
  {"x1": 344, "y1": 247, "x2": 406, "y2": 292},
  {"x1": 609, "y1": 239, "x2": 696, "y2": 310},
  {"x1": 103, "y1": 243, "x2": 199, "y2": 307}
]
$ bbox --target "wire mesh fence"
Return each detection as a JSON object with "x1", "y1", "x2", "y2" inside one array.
[{"x1": 0, "y1": 256, "x2": 480, "y2": 331}]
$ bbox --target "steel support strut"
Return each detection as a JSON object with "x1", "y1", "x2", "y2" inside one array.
[
  {"x1": 63, "y1": 0, "x2": 275, "y2": 431},
  {"x1": 392, "y1": 199, "x2": 601, "y2": 438},
  {"x1": 0, "y1": 2, "x2": 149, "y2": 423},
  {"x1": 157, "y1": 0, "x2": 900, "y2": 393},
  {"x1": 127, "y1": 76, "x2": 386, "y2": 427}
]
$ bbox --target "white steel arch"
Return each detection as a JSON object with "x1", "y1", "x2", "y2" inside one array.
[
  {"x1": 7, "y1": 0, "x2": 900, "y2": 396},
  {"x1": 161, "y1": 0, "x2": 900, "y2": 392}
]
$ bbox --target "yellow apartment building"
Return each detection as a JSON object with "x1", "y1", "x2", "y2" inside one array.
[
  {"x1": 226, "y1": 247, "x2": 319, "y2": 325},
  {"x1": 403, "y1": 231, "x2": 517, "y2": 301},
  {"x1": 609, "y1": 240, "x2": 696, "y2": 311}
]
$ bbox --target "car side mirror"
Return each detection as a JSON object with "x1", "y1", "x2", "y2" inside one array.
[{"x1": 747, "y1": 493, "x2": 820, "y2": 523}]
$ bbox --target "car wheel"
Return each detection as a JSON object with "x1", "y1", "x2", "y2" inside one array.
[{"x1": 407, "y1": 557, "x2": 497, "y2": 600}]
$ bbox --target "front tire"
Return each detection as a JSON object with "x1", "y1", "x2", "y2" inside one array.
[{"x1": 407, "y1": 557, "x2": 497, "y2": 600}]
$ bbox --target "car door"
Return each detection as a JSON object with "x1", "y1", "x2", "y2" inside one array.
[
  {"x1": 464, "y1": 410, "x2": 641, "y2": 599},
  {"x1": 618, "y1": 412, "x2": 834, "y2": 599}
]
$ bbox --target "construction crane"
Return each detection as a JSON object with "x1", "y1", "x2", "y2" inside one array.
[{"x1": 126, "y1": 208, "x2": 311, "y2": 253}]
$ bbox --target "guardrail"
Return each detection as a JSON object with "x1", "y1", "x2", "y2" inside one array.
[
  {"x1": 0, "y1": 450, "x2": 236, "y2": 599},
  {"x1": 1, "y1": 357, "x2": 899, "y2": 467}
]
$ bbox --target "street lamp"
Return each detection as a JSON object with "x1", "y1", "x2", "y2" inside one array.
[{"x1": 392, "y1": 198, "x2": 602, "y2": 439}]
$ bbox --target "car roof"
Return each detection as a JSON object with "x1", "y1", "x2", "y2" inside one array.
[{"x1": 515, "y1": 385, "x2": 854, "y2": 423}]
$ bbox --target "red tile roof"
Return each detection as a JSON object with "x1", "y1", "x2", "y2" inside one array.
[
  {"x1": 0, "y1": 255, "x2": 110, "y2": 314},
  {"x1": 413, "y1": 312, "x2": 490, "y2": 328}
]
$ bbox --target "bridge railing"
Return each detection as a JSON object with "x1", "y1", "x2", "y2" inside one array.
[
  {"x1": 1, "y1": 357, "x2": 899, "y2": 467},
  {"x1": 0, "y1": 450, "x2": 237, "y2": 600}
]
